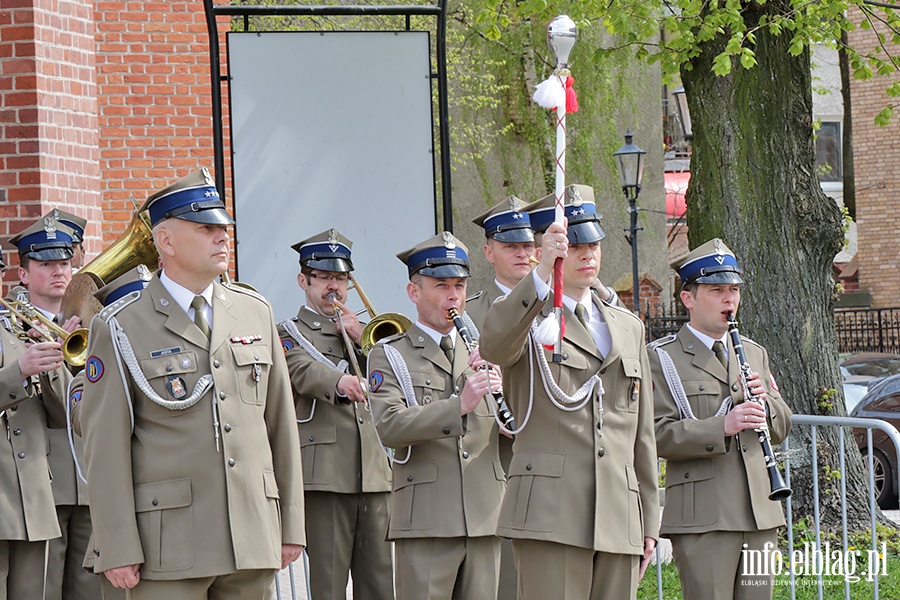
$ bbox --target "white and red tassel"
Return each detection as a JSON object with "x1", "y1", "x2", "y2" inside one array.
[{"x1": 532, "y1": 73, "x2": 579, "y2": 114}]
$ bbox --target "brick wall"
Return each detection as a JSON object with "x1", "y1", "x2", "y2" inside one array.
[
  {"x1": 847, "y1": 6, "x2": 900, "y2": 308},
  {"x1": 94, "y1": 2, "x2": 230, "y2": 249},
  {"x1": 1, "y1": 0, "x2": 100, "y2": 274},
  {"x1": 2, "y1": 1, "x2": 230, "y2": 283}
]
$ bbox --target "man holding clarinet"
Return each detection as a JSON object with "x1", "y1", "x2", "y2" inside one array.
[{"x1": 648, "y1": 238, "x2": 792, "y2": 600}]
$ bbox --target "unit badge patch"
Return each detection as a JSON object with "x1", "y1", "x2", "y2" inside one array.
[
  {"x1": 282, "y1": 339, "x2": 295, "y2": 353},
  {"x1": 86, "y1": 357, "x2": 104, "y2": 382},
  {"x1": 369, "y1": 371, "x2": 384, "y2": 392}
]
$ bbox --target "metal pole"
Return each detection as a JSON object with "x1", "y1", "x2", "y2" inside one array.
[
  {"x1": 202, "y1": 0, "x2": 226, "y2": 197},
  {"x1": 628, "y1": 194, "x2": 641, "y2": 316}
]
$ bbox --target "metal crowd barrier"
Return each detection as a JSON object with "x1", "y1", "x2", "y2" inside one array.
[
  {"x1": 649, "y1": 415, "x2": 900, "y2": 600},
  {"x1": 273, "y1": 415, "x2": 900, "y2": 600}
]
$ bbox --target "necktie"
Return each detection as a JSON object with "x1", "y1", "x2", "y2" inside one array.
[
  {"x1": 191, "y1": 295, "x2": 211, "y2": 340},
  {"x1": 439, "y1": 335, "x2": 454, "y2": 365},
  {"x1": 574, "y1": 303, "x2": 588, "y2": 328},
  {"x1": 712, "y1": 340, "x2": 728, "y2": 369}
]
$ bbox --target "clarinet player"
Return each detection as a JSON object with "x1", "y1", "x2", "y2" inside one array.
[{"x1": 648, "y1": 238, "x2": 792, "y2": 599}]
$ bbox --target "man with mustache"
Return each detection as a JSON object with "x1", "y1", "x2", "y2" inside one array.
[
  {"x1": 277, "y1": 229, "x2": 394, "y2": 600},
  {"x1": 78, "y1": 168, "x2": 306, "y2": 599},
  {"x1": 367, "y1": 232, "x2": 506, "y2": 600}
]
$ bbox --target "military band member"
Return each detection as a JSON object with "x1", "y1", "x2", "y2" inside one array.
[
  {"x1": 480, "y1": 184, "x2": 659, "y2": 600},
  {"x1": 79, "y1": 168, "x2": 306, "y2": 598},
  {"x1": 367, "y1": 232, "x2": 506, "y2": 600},
  {"x1": 0, "y1": 246, "x2": 65, "y2": 600},
  {"x1": 23, "y1": 209, "x2": 98, "y2": 600},
  {"x1": 51, "y1": 209, "x2": 88, "y2": 270},
  {"x1": 649, "y1": 239, "x2": 792, "y2": 600},
  {"x1": 523, "y1": 194, "x2": 622, "y2": 308},
  {"x1": 468, "y1": 196, "x2": 536, "y2": 600},
  {"x1": 277, "y1": 229, "x2": 394, "y2": 600}
]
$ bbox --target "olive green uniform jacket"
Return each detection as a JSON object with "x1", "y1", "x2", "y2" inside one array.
[
  {"x1": 649, "y1": 326, "x2": 791, "y2": 535},
  {"x1": 480, "y1": 275, "x2": 659, "y2": 554},
  {"x1": 80, "y1": 275, "x2": 305, "y2": 579}
]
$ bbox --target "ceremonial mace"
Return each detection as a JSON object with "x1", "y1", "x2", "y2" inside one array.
[{"x1": 533, "y1": 15, "x2": 578, "y2": 362}]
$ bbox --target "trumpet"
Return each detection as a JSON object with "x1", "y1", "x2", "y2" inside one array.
[
  {"x1": 347, "y1": 273, "x2": 412, "y2": 355},
  {"x1": 0, "y1": 298, "x2": 89, "y2": 367},
  {"x1": 447, "y1": 308, "x2": 516, "y2": 434},
  {"x1": 725, "y1": 312, "x2": 791, "y2": 501}
]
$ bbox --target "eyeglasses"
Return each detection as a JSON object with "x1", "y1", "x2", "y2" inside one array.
[{"x1": 309, "y1": 272, "x2": 350, "y2": 283}]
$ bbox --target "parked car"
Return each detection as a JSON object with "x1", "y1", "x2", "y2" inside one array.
[
  {"x1": 841, "y1": 352, "x2": 900, "y2": 379},
  {"x1": 849, "y1": 374, "x2": 900, "y2": 508}
]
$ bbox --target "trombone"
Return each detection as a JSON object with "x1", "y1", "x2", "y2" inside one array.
[
  {"x1": 348, "y1": 273, "x2": 412, "y2": 355},
  {"x1": 0, "y1": 298, "x2": 89, "y2": 367}
]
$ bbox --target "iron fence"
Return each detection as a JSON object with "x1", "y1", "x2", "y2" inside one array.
[{"x1": 835, "y1": 308, "x2": 900, "y2": 354}]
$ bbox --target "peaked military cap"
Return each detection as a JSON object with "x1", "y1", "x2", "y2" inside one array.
[
  {"x1": 140, "y1": 167, "x2": 234, "y2": 228},
  {"x1": 472, "y1": 196, "x2": 534, "y2": 243},
  {"x1": 291, "y1": 229, "x2": 354, "y2": 273},
  {"x1": 48, "y1": 209, "x2": 87, "y2": 244},
  {"x1": 672, "y1": 238, "x2": 744, "y2": 287},
  {"x1": 397, "y1": 232, "x2": 470, "y2": 279},
  {"x1": 9, "y1": 215, "x2": 76, "y2": 261},
  {"x1": 94, "y1": 264, "x2": 154, "y2": 306},
  {"x1": 524, "y1": 184, "x2": 606, "y2": 243}
]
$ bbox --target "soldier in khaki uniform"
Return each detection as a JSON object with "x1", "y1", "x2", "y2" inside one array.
[
  {"x1": 367, "y1": 232, "x2": 506, "y2": 600},
  {"x1": 480, "y1": 185, "x2": 659, "y2": 600},
  {"x1": 0, "y1": 244, "x2": 69, "y2": 600},
  {"x1": 648, "y1": 239, "x2": 792, "y2": 600},
  {"x1": 25, "y1": 209, "x2": 99, "y2": 600},
  {"x1": 277, "y1": 229, "x2": 394, "y2": 600},
  {"x1": 79, "y1": 169, "x2": 306, "y2": 599}
]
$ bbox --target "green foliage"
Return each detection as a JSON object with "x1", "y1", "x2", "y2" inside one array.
[
  {"x1": 473, "y1": 0, "x2": 900, "y2": 123},
  {"x1": 818, "y1": 386, "x2": 839, "y2": 413}
]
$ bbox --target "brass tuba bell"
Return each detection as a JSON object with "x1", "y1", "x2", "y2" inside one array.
[
  {"x1": 347, "y1": 273, "x2": 411, "y2": 355},
  {"x1": 60, "y1": 210, "x2": 159, "y2": 325}
]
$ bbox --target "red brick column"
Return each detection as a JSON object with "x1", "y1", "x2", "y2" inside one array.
[{"x1": 847, "y1": 6, "x2": 900, "y2": 308}]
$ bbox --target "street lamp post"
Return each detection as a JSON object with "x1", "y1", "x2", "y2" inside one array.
[{"x1": 613, "y1": 133, "x2": 646, "y2": 315}]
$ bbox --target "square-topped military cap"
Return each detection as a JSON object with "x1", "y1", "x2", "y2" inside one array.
[
  {"x1": 397, "y1": 232, "x2": 470, "y2": 279},
  {"x1": 140, "y1": 167, "x2": 234, "y2": 228},
  {"x1": 95, "y1": 264, "x2": 154, "y2": 307},
  {"x1": 291, "y1": 229, "x2": 354, "y2": 273},
  {"x1": 672, "y1": 238, "x2": 744, "y2": 287},
  {"x1": 8, "y1": 215, "x2": 76, "y2": 261},
  {"x1": 48, "y1": 209, "x2": 87, "y2": 244},
  {"x1": 523, "y1": 184, "x2": 605, "y2": 244},
  {"x1": 472, "y1": 196, "x2": 534, "y2": 243}
]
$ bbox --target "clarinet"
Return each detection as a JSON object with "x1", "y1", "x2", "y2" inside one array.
[
  {"x1": 447, "y1": 308, "x2": 516, "y2": 433},
  {"x1": 725, "y1": 312, "x2": 791, "y2": 501}
]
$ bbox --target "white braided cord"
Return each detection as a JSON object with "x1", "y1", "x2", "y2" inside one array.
[
  {"x1": 372, "y1": 343, "x2": 417, "y2": 465},
  {"x1": 655, "y1": 346, "x2": 732, "y2": 420},
  {"x1": 279, "y1": 319, "x2": 349, "y2": 424},
  {"x1": 110, "y1": 317, "x2": 213, "y2": 411},
  {"x1": 529, "y1": 321, "x2": 601, "y2": 412}
]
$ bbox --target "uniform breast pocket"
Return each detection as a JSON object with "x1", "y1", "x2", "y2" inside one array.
[
  {"x1": 134, "y1": 478, "x2": 194, "y2": 572},
  {"x1": 682, "y1": 379, "x2": 726, "y2": 419},
  {"x1": 614, "y1": 357, "x2": 643, "y2": 413},
  {"x1": 410, "y1": 371, "x2": 445, "y2": 406},
  {"x1": 138, "y1": 352, "x2": 201, "y2": 416},
  {"x1": 231, "y1": 345, "x2": 273, "y2": 405}
]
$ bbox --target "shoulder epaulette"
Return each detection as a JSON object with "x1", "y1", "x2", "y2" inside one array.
[
  {"x1": 647, "y1": 334, "x2": 677, "y2": 350},
  {"x1": 223, "y1": 281, "x2": 269, "y2": 305},
  {"x1": 97, "y1": 290, "x2": 143, "y2": 323},
  {"x1": 374, "y1": 331, "x2": 406, "y2": 348},
  {"x1": 741, "y1": 335, "x2": 763, "y2": 350},
  {"x1": 606, "y1": 301, "x2": 641, "y2": 321},
  {"x1": 466, "y1": 290, "x2": 485, "y2": 302}
]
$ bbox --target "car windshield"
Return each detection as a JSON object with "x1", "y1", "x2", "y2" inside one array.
[
  {"x1": 841, "y1": 354, "x2": 900, "y2": 378},
  {"x1": 844, "y1": 382, "x2": 870, "y2": 413}
]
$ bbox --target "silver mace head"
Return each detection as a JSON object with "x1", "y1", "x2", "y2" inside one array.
[{"x1": 547, "y1": 15, "x2": 577, "y2": 70}]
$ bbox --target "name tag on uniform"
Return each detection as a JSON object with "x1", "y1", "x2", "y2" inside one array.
[{"x1": 151, "y1": 346, "x2": 182, "y2": 358}]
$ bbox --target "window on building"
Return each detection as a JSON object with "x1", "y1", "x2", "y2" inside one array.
[{"x1": 816, "y1": 121, "x2": 842, "y2": 183}]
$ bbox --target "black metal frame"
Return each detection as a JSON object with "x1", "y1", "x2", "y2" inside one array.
[{"x1": 201, "y1": 0, "x2": 454, "y2": 233}]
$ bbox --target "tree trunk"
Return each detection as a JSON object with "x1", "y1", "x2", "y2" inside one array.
[{"x1": 682, "y1": 1, "x2": 876, "y2": 530}]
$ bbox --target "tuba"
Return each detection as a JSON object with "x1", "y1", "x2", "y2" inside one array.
[
  {"x1": 60, "y1": 210, "x2": 159, "y2": 325},
  {"x1": 349, "y1": 274, "x2": 412, "y2": 355}
]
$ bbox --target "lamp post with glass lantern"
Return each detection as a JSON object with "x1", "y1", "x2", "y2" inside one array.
[{"x1": 614, "y1": 133, "x2": 647, "y2": 315}]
